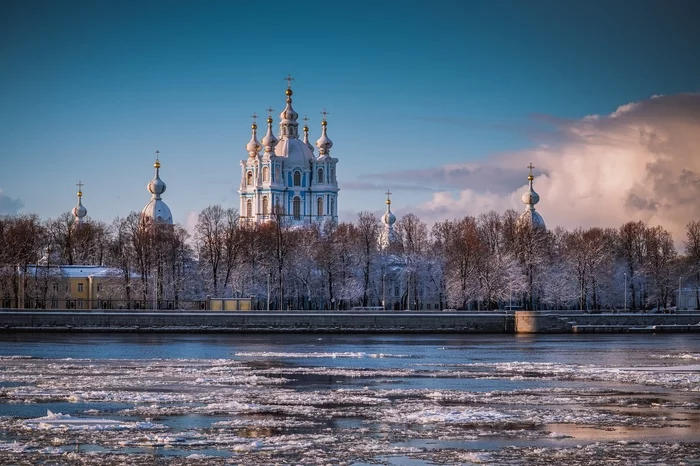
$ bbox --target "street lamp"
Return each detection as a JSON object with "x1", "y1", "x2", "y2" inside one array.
[
  {"x1": 678, "y1": 276, "x2": 682, "y2": 312},
  {"x1": 623, "y1": 273, "x2": 627, "y2": 312},
  {"x1": 509, "y1": 282, "x2": 512, "y2": 311},
  {"x1": 267, "y1": 270, "x2": 271, "y2": 311},
  {"x1": 382, "y1": 273, "x2": 386, "y2": 311}
]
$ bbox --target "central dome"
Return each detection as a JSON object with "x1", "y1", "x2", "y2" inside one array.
[{"x1": 275, "y1": 137, "x2": 314, "y2": 167}]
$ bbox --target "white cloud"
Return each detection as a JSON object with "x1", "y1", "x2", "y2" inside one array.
[{"x1": 383, "y1": 93, "x2": 700, "y2": 242}]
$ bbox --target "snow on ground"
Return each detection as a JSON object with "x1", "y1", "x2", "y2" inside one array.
[{"x1": 0, "y1": 355, "x2": 698, "y2": 464}]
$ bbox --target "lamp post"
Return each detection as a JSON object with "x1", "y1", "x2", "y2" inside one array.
[
  {"x1": 382, "y1": 272, "x2": 386, "y2": 311},
  {"x1": 678, "y1": 276, "x2": 682, "y2": 312},
  {"x1": 509, "y1": 282, "x2": 512, "y2": 311},
  {"x1": 623, "y1": 273, "x2": 627, "y2": 312},
  {"x1": 267, "y1": 270, "x2": 271, "y2": 311}
]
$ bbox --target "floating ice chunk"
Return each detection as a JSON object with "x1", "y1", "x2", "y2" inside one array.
[{"x1": 23, "y1": 410, "x2": 165, "y2": 431}]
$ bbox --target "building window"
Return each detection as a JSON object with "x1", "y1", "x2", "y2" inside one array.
[
  {"x1": 77, "y1": 299, "x2": 83, "y2": 309},
  {"x1": 317, "y1": 168, "x2": 324, "y2": 184},
  {"x1": 97, "y1": 284, "x2": 102, "y2": 292},
  {"x1": 330, "y1": 167, "x2": 335, "y2": 182},
  {"x1": 52, "y1": 283, "x2": 58, "y2": 292},
  {"x1": 246, "y1": 199, "x2": 253, "y2": 218},
  {"x1": 78, "y1": 283, "x2": 84, "y2": 292},
  {"x1": 247, "y1": 171, "x2": 253, "y2": 186},
  {"x1": 426, "y1": 303, "x2": 431, "y2": 310},
  {"x1": 293, "y1": 196, "x2": 301, "y2": 220},
  {"x1": 51, "y1": 299, "x2": 58, "y2": 309},
  {"x1": 317, "y1": 197, "x2": 323, "y2": 217},
  {"x1": 263, "y1": 166, "x2": 269, "y2": 182},
  {"x1": 262, "y1": 196, "x2": 269, "y2": 215},
  {"x1": 330, "y1": 198, "x2": 334, "y2": 216},
  {"x1": 293, "y1": 170, "x2": 301, "y2": 187}
]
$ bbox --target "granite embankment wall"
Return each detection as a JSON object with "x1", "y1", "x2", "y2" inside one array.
[
  {"x1": 0, "y1": 310, "x2": 512, "y2": 333},
  {"x1": 1, "y1": 310, "x2": 699, "y2": 333}
]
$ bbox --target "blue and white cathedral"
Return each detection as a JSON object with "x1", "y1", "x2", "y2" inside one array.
[{"x1": 239, "y1": 76, "x2": 339, "y2": 225}]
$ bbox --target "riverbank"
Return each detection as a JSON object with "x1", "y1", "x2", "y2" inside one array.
[{"x1": 1, "y1": 309, "x2": 699, "y2": 333}]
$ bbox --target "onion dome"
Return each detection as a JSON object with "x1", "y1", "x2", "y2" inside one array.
[
  {"x1": 518, "y1": 163, "x2": 545, "y2": 229},
  {"x1": 279, "y1": 74, "x2": 299, "y2": 138},
  {"x1": 382, "y1": 190, "x2": 396, "y2": 226},
  {"x1": 315, "y1": 111, "x2": 333, "y2": 157},
  {"x1": 246, "y1": 113, "x2": 262, "y2": 157},
  {"x1": 302, "y1": 115, "x2": 315, "y2": 153},
  {"x1": 141, "y1": 150, "x2": 173, "y2": 224},
  {"x1": 273, "y1": 77, "x2": 314, "y2": 167},
  {"x1": 71, "y1": 181, "x2": 87, "y2": 224},
  {"x1": 261, "y1": 107, "x2": 278, "y2": 153}
]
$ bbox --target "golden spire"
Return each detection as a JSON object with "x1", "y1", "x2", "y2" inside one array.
[
  {"x1": 76, "y1": 180, "x2": 83, "y2": 197},
  {"x1": 527, "y1": 162, "x2": 535, "y2": 181},
  {"x1": 320, "y1": 108, "x2": 329, "y2": 126},
  {"x1": 302, "y1": 115, "x2": 310, "y2": 131},
  {"x1": 250, "y1": 112, "x2": 258, "y2": 130},
  {"x1": 385, "y1": 189, "x2": 392, "y2": 205},
  {"x1": 265, "y1": 106, "x2": 274, "y2": 124},
  {"x1": 154, "y1": 149, "x2": 161, "y2": 169}
]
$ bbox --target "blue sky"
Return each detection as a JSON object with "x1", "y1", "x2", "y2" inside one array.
[{"x1": 1, "y1": 0, "x2": 699, "y2": 229}]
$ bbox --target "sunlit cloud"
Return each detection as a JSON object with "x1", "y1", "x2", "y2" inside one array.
[{"x1": 365, "y1": 93, "x2": 700, "y2": 242}]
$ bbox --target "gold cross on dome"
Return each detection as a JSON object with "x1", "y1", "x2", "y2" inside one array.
[
  {"x1": 527, "y1": 162, "x2": 535, "y2": 174},
  {"x1": 266, "y1": 106, "x2": 274, "y2": 118},
  {"x1": 284, "y1": 74, "x2": 294, "y2": 88},
  {"x1": 76, "y1": 181, "x2": 84, "y2": 191},
  {"x1": 320, "y1": 108, "x2": 329, "y2": 121},
  {"x1": 250, "y1": 112, "x2": 258, "y2": 124},
  {"x1": 303, "y1": 115, "x2": 310, "y2": 125},
  {"x1": 385, "y1": 189, "x2": 392, "y2": 198}
]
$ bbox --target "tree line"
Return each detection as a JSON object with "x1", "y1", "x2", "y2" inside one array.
[{"x1": 1, "y1": 207, "x2": 699, "y2": 311}]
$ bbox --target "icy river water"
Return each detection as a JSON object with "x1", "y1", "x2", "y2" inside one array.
[{"x1": 0, "y1": 332, "x2": 699, "y2": 465}]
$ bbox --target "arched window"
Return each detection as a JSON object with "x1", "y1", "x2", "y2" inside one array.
[
  {"x1": 246, "y1": 199, "x2": 253, "y2": 218},
  {"x1": 262, "y1": 166, "x2": 269, "y2": 182},
  {"x1": 293, "y1": 196, "x2": 301, "y2": 220},
  {"x1": 293, "y1": 170, "x2": 301, "y2": 187},
  {"x1": 247, "y1": 171, "x2": 253, "y2": 186},
  {"x1": 317, "y1": 168, "x2": 324, "y2": 184},
  {"x1": 317, "y1": 197, "x2": 323, "y2": 217},
  {"x1": 262, "y1": 196, "x2": 269, "y2": 215},
  {"x1": 330, "y1": 167, "x2": 335, "y2": 182},
  {"x1": 330, "y1": 198, "x2": 334, "y2": 216}
]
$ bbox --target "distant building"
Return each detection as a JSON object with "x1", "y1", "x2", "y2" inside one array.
[{"x1": 239, "y1": 76, "x2": 339, "y2": 225}]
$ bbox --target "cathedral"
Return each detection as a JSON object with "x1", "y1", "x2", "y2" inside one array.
[{"x1": 239, "y1": 76, "x2": 339, "y2": 225}]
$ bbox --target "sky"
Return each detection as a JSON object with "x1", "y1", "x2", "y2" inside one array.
[{"x1": 1, "y1": 0, "x2": 699, "y2": 242}]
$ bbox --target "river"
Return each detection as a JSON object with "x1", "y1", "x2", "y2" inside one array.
[{"x1": 0, "y1": 332, "x2": 699, "y2": 465}]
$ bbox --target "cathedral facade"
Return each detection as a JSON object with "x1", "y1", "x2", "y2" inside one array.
[{"x1": 239, "y1": 77, "x2": 339, "y2": 225}]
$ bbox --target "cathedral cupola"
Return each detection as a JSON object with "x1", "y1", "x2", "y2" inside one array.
[
  {"x1": 518, "y1": 162, "x2": 545, "y2": 229},
  {"x1": 302, "y1": 115, "x2": 315, "y2": 153},
  {"x1": 279, "y1": 74, "x2": 299, "y2": 138},
  {"x1": 261, "y1": 107, "x2": 279, "y2": 154},
  {"x1": 71, "y1": 181, "x2": 87, "y2": 225},
  {"x1": 315, "y1": 110, "x2": 333, "y2": 157},
  {"x1": 246, "y1": 113, "x2": 262, "y2": 157},
  {"x1": 379, "y1": 190, "x2": 397, "y2": 249},
  {"x1": 141, "y1": 150, "x2": 173, "y2": 224}
]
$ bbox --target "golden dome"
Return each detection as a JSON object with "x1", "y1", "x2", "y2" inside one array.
[{"x1": 285, "y1": 88, "x2": 293, "y2": 96}]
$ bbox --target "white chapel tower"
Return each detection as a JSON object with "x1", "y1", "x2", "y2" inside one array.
[{"x1": 239, "y1": 76, "x2": 339, "y2": 225}]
